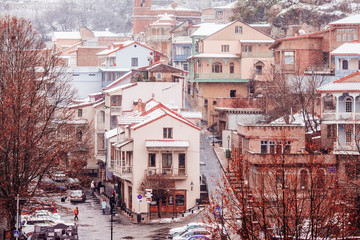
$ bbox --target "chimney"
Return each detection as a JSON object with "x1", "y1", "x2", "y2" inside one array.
[
  {"x1": 171, "y1": 2, "x2": 177, "y2": 8},
  {"x1": 138, "y1": 99, "x2": 145, "y2": 112}
]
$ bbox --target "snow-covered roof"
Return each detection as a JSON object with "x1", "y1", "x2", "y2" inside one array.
[
  {"x1": 192, "y1": 53, "x2": 239, "y2": 58},
  {"x1": 103, "y1": 82, "x2": 137, "y2": 94},
  {"x1": 239, "y1": 40, "x2": 275, "y2": 44},
  {"x1": 52, "y1": 32, "x2": 81, "y2": 40},
  {"x1": 331, "y1": 42, "x2": 360, "y2": 55},
  {"x1": 99, "y1": 68, "x2": 131, "y2": 72},
  {"x1": 145, "y1": 140, "x2": 190, "y2": 148},
  {"x1": 180, "y1": 111, "x2": 202, "y2": 119},
  {"x1": 214, "y1": 1, "x2": 237, "y2": 10},
  {"x1": 317, "y1": 82, "x2": 360, "y2": 92},
  {"x1": 113, "y1": 139, "x2": 132, "y2": 148},
  {"x1": 271, "y1": 112, "x2": 319, "y2": 126},
  {"x1": 93, "y1": 31, "x2": 119, "y2": 37},
  {"x1": 191, "y1": 23, "x2": 227, "y2": 37},
  {"x1": 105, "y1": 128, "x2": 123, "y2": 139},
  {"x1": 329, "y1": 14, "x2": 360, "y2": 25}
]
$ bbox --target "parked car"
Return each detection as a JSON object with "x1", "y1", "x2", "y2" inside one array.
[
  {"x1": 173, "y1": 229, "x2": 212, "y2": 240},
  {"x1": 66, "y1": 178, "x2": 81, "y2": 190},
  {"x1": 168, "y1": 222, "x2": 209, "y2": 239},
  {"x1": 207, "y1": 135, "x2": 222, "y2": 145},
  {"x1": 69, "y1": 190, "x2": 86, "y2": 202},
  {"x1": 38, "y1": 177, "x2": 65, "y2": 193}
]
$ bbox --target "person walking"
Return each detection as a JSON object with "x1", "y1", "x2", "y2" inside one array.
[
  {"x1": 74, "y1": 207, "x2": 79, "y2": 220},
  {"x1": 91, "y1": 180, "x2": 95, "y2": 193},
  {"x1": 101, "y1": 199, "x2": 107, "y2": 214}
]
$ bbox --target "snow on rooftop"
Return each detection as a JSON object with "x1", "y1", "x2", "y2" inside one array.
[
  {"x1": 145, "y1": 140, "x2": 190, "y2": 148},
  {"x1": 191, "y1": 23, "x2": 227, "y2": 37},
  {"x1": 331, "y1": 42, "x2": 360, "y2": 55},
  {"x1": 192, "y1": 53, "x2": 239, "y2": 58},
  {"x1": 239, "y1": 40, "x2": 274, "y2": 43},
  {"x1": 330, "y1": 14, "x2": 360, "y2": 25},
  {"x1": 93, "y1": 31, "x2": 119, "y2": 37},
  {"x1": 214, "y1": 1, "x2": 237, "y2": 9},
  {"x1": 52, "y1": 32, "x2": 81, "y2": 40},
  {"x1": 317, "y1": 81, "x2": 360, "y2": 92},
  {"x1": 180, "y1": 111, "x2": 202, "y2": 119}
]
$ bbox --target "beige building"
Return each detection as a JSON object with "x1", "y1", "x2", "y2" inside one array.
[
  {"x1": 188, "y1": 20, "x2": 274, "y2": 126},
  {"x1": 106, "y1": 100, "x2": 201, "y2": 215}
]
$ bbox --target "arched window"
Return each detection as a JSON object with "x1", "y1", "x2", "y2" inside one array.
[
  {"x1": 345, "y1": 97, "x2": 353, "y2": 112},
  {"x1": 342, "y1": 60, "x2": 348, "y2": 70},
  {"x1": 254, "y1": 61, "x2": 265, "y2": 75},
  {"x1": 229, "y1": 62, "x2": 234, "y2": 73},
  {"x1": 300, "y1": 169, "x2": 308, "y2": 190},
  {"x1": 97, "y1": 111, "x2": 105, "y2": 123},
  {"x1": 212, "y1": 62, "x2": 222, "y2": 73}
]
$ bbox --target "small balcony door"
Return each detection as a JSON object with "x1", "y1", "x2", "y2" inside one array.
[{"x1": 162, "y1": 153, "x2": 172, "y2": 174}]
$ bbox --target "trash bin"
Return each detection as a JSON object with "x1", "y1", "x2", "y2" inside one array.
[{"x1": 137, "y1": 212, "x2": 141, "y2": 224}]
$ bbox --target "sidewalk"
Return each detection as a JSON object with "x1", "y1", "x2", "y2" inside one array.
[{"x1": 203, "y1": 130, "x2": 229, "y2": 174}]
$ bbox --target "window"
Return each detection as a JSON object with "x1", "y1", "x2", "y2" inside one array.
[
  {"x1": 235, "y1": 26, "x2": 242, "y2": 34},
  {"x1": 162, "y1": 153, "x2": 172, "y2": 171},
  {"x1": 78, "y1": 109, "x2": 83, "y2": 117},
  {"x1": 337, "y1": 28, "x2": 358, "y2": 42},
  {"x1": 242, "y1": 45, "x2": 252, "y2": 52},
  {"x1": 255, "y1": 65, "x2": 263, "y2": 75},
  {"x1": 179, "y1": 154, "x2": 185, "y2": 168},
  {"x1": 212, "y1": 62, "x2": 222, "y2": 73},
  {"x1": 327, "y1": 125, "x2": 336, "y2": 138},
  {"x1": 183, "y1": 63, "x2": 188, "y2": 71},
  {"x1": 284, "y1": 141, "x2": 291, "y2": 154},
  {"x1": 161, "y1": 28, "x2": 166, "y2": 36},
  {"x1": 316, "y1": 169, "x2": 325, "y2": 189},
  {"x1": 261, "y1": 141, "x2": 268, "y2": 154},
  {"x1": 169, "y1": 195, "x2": 174, "y2": 205},
  {"x1": 156, "y1": 73, "x2": 162, "y2": 79},
  {"x1": 346, "y1": 128, "x2": 352, "y2": 143},
  {"x1": 131, "y1": 58, "x2": 138, "y2": 67},
  {"x1": 345, "y1": 97, "x2": 353, "y2": 112},
  {"x1": 229, "y1": 62, "x2": 234, "y2": 73},
  {"x1": 161, "y1": 196, "x2": 167, "y2": 206},
  {"x1": 163, "y1": 128, "x2": 173, "y2": 139},
  {"x1": 221, "y1": 45, "x2": 229, "y2": 52},
  {"x1": 176, "y1": 195, "x2": 185, "y2": 206},
  {"x1": 269, "y1": 141, "x2": 275, "y2": 154},
  {"x1": 284, "y1": 51, "x2": 294, "y2": 65},
  {"x1": 300, "y1": 169, "x2": 308, "y2": 190},
  {"x1": 195, "y1": 41, "x2": 199, "y2": 52},
  {"x1": 97, "y1": 111, "x2": 105, "y2": 123},
  {"x1": 76, "y1": 129, "x2": 83, "y2": 142},
  {"x1": 342, "y1": 60, "x2": 348, "y2": 70},
  {"x1": 230, "y1": 90, "x2": 236, "y2": 98},
  {"x1": 149, "y1": 153, "x2": 156, "y2": 167}
]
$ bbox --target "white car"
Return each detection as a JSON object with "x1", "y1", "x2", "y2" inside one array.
[
  {"x1": 21, "y1": 216, "x2": 57, "y2": 238},
  {"x1": 168, "y1": 222, "x2": 209, "y2": 239},
  {"x1": 173, "y1": 228, "x2": 212, "y2": 240}
]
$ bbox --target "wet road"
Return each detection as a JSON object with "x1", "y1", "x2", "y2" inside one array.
[{"x1": 53, "y1": 192, "x2": 202, "y2": 240}]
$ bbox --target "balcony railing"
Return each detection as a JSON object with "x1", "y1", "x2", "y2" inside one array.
[
  {"x1": 111, "y1": 106, "x2": 122, "y2": 113},
  {"x1": 321, "y1": 111, "x2": 360, "y2": 121},
  {"x1": 304, "y1": 67, "x2": 334, "y2": 75},
  {"x1": 146, "y1": 35, "x2": 169, "y2": 42},
  {"x1": 195, "y1": 73, "x2": 242, "y2": 79},
  {"x1": 334, "y1": 141, "x2": 360, "y2": 153},
  {"x1": 145, "y1": 168, "x2": 187, "y2": 178},
  {"x1": 97, "y1": 149, "x2": 105, "y2": 155}
]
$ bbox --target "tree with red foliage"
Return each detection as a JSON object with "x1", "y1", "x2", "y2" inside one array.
[
  {"x1": 0, "y1": 16, "x2": 77, "y2": 235},
  {"x1": 203, "y1": 138, "x2": 359, "y2": 239}
]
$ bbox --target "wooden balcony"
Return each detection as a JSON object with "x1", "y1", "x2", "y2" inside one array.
[{"x1": 145, "y1": 168, "x2": 187, "y2": 179}]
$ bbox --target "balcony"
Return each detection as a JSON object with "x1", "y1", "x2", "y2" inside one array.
[
  {"x1": 145, "y1": 168, "x2": 187, "y2": 179},
  {"x1": 321, "y1": 111, "x2": 360, "y2": 122},
  {"x1": 111, "y1": 106, "x2": 122, "y2": 114},
  {"x1": 173, "y1": 54, "x2": 190, "y2": 62},
  {"x1": 112, "y1": 166, "x2": 133, "y2": 181},
  {"x1": 146, "y1": 35, "x2": 169, "y2": 42},
  {"x1": 194, "y1": 73, "x2": 244, "y2": 82},
  {"x1": 333, "y1": 141, "x2": 360, "y2": 154},
  {"x1": 304, "y1": 67, "x2": 334, "y2": 75}
]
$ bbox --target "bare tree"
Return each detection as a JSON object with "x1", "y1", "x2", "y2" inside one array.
[
  {"x1": 0, "y1": 16, "x2": 77, "y2": 234},
  {"x1": 139, "y1": 174, "x2": 175, "y2": 218}
]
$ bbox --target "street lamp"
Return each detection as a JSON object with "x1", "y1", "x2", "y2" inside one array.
[{"x1": 227, "y1": 135, "x2": 231, "y2": 172}]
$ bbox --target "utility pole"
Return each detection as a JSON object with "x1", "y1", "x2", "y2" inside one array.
[{"x1": 16, "y1": 194, "x2": 19, "y2": 240}]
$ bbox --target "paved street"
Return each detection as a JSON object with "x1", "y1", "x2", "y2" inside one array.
[{"x1": 52, "y1": 192, "x2": 202, "y2": 240}]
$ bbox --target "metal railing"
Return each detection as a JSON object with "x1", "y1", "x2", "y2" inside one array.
[
  {"x1": 145, "y1": 168, "x2": 187, "y2": 177},
  {"x1": 195, "y1": 73, "x2": 242, "y2": 79}
]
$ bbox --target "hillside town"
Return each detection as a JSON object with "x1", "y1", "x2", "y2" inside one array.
[{"x1": 1, "y1": 0, "x2": 360, "y2": 239}]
